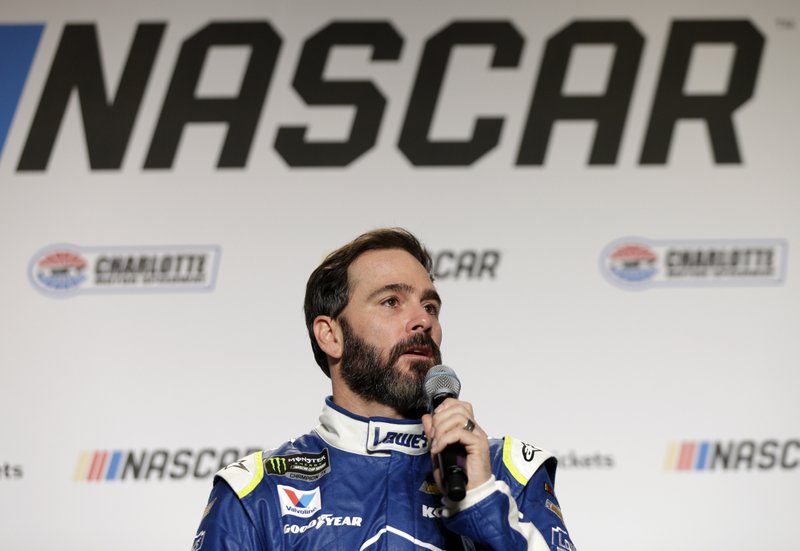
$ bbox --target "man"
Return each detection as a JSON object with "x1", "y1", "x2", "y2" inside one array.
[{"x1": 192, "y1": 228, "x2": 576, "y2": 550}]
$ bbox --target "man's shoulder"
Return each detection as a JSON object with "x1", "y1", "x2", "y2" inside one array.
[
  {"x1": 215, "y1": 432, "x2": 331, "y2": 500},
  {"x1": 215, "y1": 450, "x2": 268, "y2": 500},
  {"x1": 488, "y1": 436, "x2": 557, "y2": 487}
]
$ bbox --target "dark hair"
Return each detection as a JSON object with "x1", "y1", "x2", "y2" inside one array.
[{"x1": 304, "y1": 228, "x2": 433, "y2": 376}]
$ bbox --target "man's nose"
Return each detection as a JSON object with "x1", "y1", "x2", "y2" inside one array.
[{"x1": 407, "y1": 305, "x2": 433, "y2": 333}]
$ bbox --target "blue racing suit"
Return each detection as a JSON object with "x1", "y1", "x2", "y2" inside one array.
[{"x1": 192, "y1": 397, "x2": 576, "y2": 551}]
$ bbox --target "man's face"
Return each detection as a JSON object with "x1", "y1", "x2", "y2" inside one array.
[
  {"x1": 337, "y1": 248, "x2": 443, "y2": 415},
  {"x1": 339, "y1": 318, "x2": 441, "y2": 415}
]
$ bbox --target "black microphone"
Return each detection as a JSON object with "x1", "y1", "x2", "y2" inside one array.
[{"x1": 424, "y1": 365, "x2": 467, "y2": 501}]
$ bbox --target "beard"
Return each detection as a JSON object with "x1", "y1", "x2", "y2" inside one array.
[{"x1": 338, "y1": 317, "x2": 442, "y2": 418}]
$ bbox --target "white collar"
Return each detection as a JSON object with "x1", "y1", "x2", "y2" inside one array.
[{"x1": 314, "y1": 397, "x2": 430, "y2": 456}]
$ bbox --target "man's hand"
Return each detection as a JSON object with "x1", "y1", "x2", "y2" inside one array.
[{"x1": 421, "y1": 397, "x2": 492, "y2": 493}]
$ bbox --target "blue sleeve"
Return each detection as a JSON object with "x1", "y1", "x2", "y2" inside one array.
[
  {"x1": 191, "y1": 478, "x2": 265, "y2": 551},
  {"x1": 520, "y1": 462, "x2": 576, "y2": 551},
  {"x1": 441, "y1": 481, "x2": 532, "y2": 549},
  {"x1": 441, "y1": 446, "x2": 577, "y2": 551}
]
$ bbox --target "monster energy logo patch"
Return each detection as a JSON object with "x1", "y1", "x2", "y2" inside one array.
[{"x1": 265, "y1": 449, "x2": 331, "y2": 481}]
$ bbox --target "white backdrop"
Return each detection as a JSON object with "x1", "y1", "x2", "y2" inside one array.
[{"x1": 1, "y1": 1, "x2": 799, "y2": 549}]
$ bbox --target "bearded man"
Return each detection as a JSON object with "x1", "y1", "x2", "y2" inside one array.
[{"x1": 192, "y1": 228, "x2": 576, "y2": 551}]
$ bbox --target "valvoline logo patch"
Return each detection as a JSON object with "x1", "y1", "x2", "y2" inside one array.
[
  {"x1": 33, "y1": 249, "x2": 87, "y2": 292},
  {"x1": 606, "y1": 242, "x2": 657, "y2": 283},
  {"x1": 277, "y1": 484, "x2": 322, "y2": 518},
  {"x1": 284, "y1": 488, "x2": 316, "y2": 507}
]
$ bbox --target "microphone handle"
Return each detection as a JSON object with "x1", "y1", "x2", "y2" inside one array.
[
  {"x1": 431, "y1": 393, "x2": 468, "y2": 501},
  {"x1": 438, "y1": 443, "x2": 467, "y2": 501}
]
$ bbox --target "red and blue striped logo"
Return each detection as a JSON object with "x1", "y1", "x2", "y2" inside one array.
[
  {"x1": 664, "y1": 440, "x2": 800, "y2": 471},
  {"x1": 665, "y1": 441, "x2": 713, "y2": 471},
  {"x1": 74, "y1": 450, "x2": 126, "y2": 481},
  {"x1": 283, "y1": 488, "x2": 316, "y2": 508}
]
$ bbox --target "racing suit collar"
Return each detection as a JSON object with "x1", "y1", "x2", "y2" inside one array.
[{"x1": 315, "y1": 396, "x2": 430, "y2": 456}]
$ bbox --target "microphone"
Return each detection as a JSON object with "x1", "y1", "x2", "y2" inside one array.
[{"x1": 424, "y1": 365, "x2": 467, "y2": 501}]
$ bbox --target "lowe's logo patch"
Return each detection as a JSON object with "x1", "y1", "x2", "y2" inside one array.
[{"x1": 367, "y1": 421, "x2": 429, "y2": 455}]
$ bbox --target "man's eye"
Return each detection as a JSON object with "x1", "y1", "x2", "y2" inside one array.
[
  {"x1": 424, "y1": 303, "x2": 440, "y2": 316},
  {"x1": 382, "y1": 297, "x2": 399, "y2": 308}
]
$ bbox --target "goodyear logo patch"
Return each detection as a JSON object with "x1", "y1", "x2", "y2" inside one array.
[{"x1": 265, "y1": 449, "x2": 331, "y2": 482}]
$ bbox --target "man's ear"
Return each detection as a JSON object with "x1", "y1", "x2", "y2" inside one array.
[{"x1": 313, "y1": 315, "x2": 343, "y2": 360}]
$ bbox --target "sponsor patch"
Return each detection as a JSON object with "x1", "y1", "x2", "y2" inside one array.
[
  {"x1": 283, "y1": 514, "x2": 363, "y2": 534},
  {"x1": 418, "y1": 478, "x2": 441, "y2": 495},
  {"x1": 217, "y1": 452, "x2": 264, "y2": 499},
  {"x1": 228, "y1": 459, "x2": 250, "y2": 473},
  {"x1": 367, "y1": 421, "x2": 429, "y2": 455},
  {"x1": 265, "y1": 449, "x2": 331, "y2": 482},
  {"x1": 551, "y1": 527, "x2": 576, "y2": 551},
  {"x1": 277, "y1": 484, "x2": 322, "y2": 518},
  {"x1": 422, "y1": 504, "x2": 444, "y2": 519},
  {"x1": 503, "y1": 437, "x2": 549, "y2": 484},
  {"x1": 522, "y1": 443, "x2": 540, "y2": 462},
  {"x1": 201, "y1": 498, "x2": 217, "y2": 521},
  {"x1": 191, "y1": 531, "x2": 205, "y2": 551},
  {"x1": 545, "y1": 499, "x2": 564, "y2": 522}
]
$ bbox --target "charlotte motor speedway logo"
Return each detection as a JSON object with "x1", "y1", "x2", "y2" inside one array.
[
  {"x1": 29, "y1": 243, "x2": 221, "y2": 296},
  {"x1": 600, "y1": 237, "x2": 787, "y2": 289}
]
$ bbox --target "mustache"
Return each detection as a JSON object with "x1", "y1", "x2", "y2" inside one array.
[{"x1": 386, "y1": 332, "x2": 442, "y2": 372}]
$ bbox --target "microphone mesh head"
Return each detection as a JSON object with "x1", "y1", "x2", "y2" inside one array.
[{"x1": 424, "y1": 365, "x2": 461, "y2": 403}]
